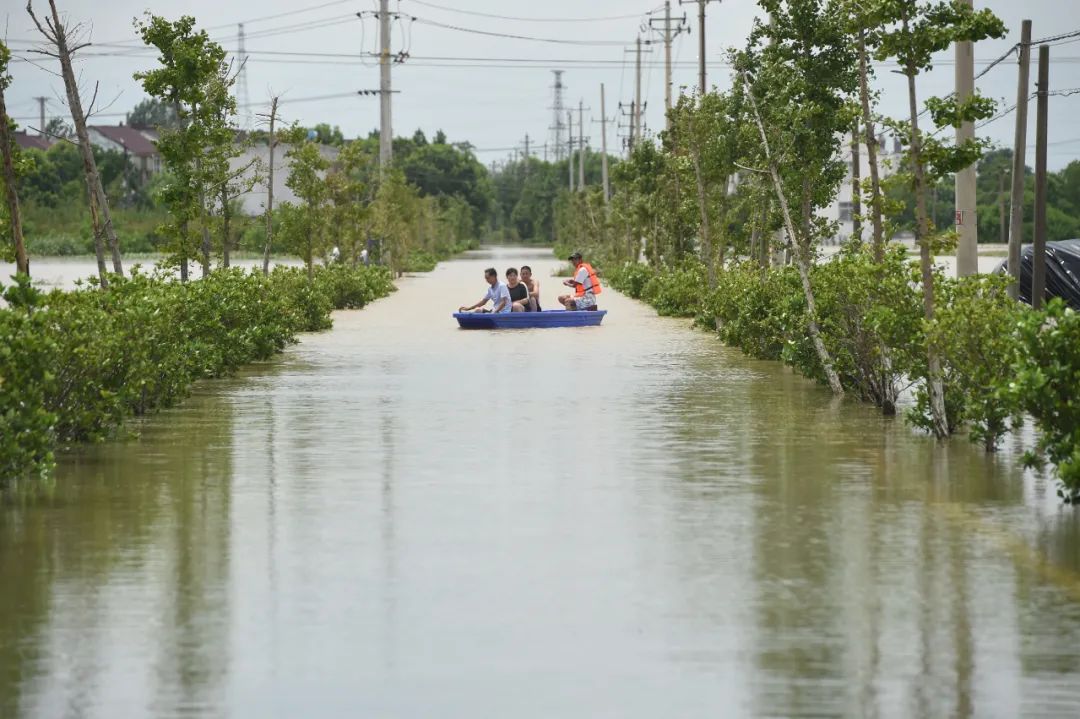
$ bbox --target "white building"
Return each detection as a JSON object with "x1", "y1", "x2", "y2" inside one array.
[
  {"x1": 229, "y1": 142, "x2": 341, "y2": 217},
  {"x1": 821, "y1": 132, "x2": 905, "y2": 244}
]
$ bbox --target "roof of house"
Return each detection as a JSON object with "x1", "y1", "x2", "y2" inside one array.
[
  {"x1": 14, "y1": 131, "x2": 54, "y2": 151},
  {"x1": 88, "y1": 125, "x2": 159, "y2": 156}
]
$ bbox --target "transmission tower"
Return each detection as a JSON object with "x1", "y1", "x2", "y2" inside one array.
[
  {"x1": 236, "y1": 23, "x2": 251, "y2": 128},
  {"x1": 549, "y1": 70, "x2": 567, "y2": 161}
]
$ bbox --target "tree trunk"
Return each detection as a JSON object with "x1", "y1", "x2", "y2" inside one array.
[
  {"x1": 262, "y1": 97, "x2": 277, "y2": 275},
  {"x1": 0, "y1": 86, "x2": 29, "y2": 276},
  {"x1": 221, "y1": 185, "x2": 231, "y2": 268},
  {"x1": 690, "y1": 145, "x2": 716, "y2": 289},
  {"x1": 42, "y1": 0, "x2": 121, "y2": 280},
  {"x1": 86, "y1": 178, "x2": 109, "y2": 287},
  {"x1": 745, "y1": 76, "x2": 843, "y2": 395},
  {"x1": 851, "y1": 116, "x2": 862, "y2": 242},
  {"x1": 904, "y1": 47, "x2": 949, "y2": 438},
  {"x1": 858, "y1": 31, "x2": 885, "y2": 262}
]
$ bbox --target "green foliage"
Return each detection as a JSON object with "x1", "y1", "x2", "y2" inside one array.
[
  {"x1": 0, "y1": 264, "x2": 395, "y2": 478},
  {"x1": 0, "y1": 277, "x2": 56, "y2": 479},
  {"x1": 701, "y1": 262, "x2": 805, "y2": 362},
  {"x1": 919, "y1": 273, "x2": 1024, "y2": 450},
  {"x1": 1010, "y1": 300, "x2": 1080, "y2": 499}
]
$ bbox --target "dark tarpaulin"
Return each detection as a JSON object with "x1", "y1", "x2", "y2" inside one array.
[{"x1": 995, "y1": 239, "x2": 1080, "y2": 310}]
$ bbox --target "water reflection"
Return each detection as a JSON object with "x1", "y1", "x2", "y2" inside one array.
[{"x1": 2, "y1": 248, "x2": 1080, "y2": 717}]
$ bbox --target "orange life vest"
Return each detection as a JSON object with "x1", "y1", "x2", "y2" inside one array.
[{"x1": 574, "y1": 262, "x2": 603, "y2": 296}]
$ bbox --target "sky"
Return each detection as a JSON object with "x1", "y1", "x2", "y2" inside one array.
[{"x1": 4, "y1": 0, "x2": 1080, "y2": 170}]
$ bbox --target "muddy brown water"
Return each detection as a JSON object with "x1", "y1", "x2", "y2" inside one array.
[{"x1": 2, "y1": 247, "x2": 1080, "y2": 718}]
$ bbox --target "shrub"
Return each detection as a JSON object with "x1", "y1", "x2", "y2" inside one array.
[
  {"x1": 607, "y1": 262, "x2": 655, "y2": 300},
  {"x1": 1010, "y1": 299, "x2": 1080, "y2": 500}
]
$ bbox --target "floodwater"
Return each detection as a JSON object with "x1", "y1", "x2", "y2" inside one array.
[{"x1": 2, "y1": 247, "x2": 1080, "y2": 718}]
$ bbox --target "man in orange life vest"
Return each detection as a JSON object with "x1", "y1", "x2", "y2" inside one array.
[{"x1": 558, "y1": 251, "x2": 602, "y2": 310}]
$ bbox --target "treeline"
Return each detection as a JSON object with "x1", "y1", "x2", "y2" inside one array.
[
  {"x1": 549, "y1": 0, "x2": 1079, "y2": 499},
  {"x1": 0, "y1": 14, "x2": 494, "y2": 276}
]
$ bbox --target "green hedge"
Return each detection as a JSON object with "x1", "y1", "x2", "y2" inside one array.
[
  {"x1": 0, "y1": 264, "x2": 395, "y2": 480},
  {"x1": 609, "y1": 247, "x2": 1080, "y2": 499}
]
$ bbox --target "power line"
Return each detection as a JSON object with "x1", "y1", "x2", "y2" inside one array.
[
  {"x1": 407, "y1": 0, "x2": 661, "y2": 23},
  {"x1": 409, "y1": 16, "x2": 629, "y2": 46}
]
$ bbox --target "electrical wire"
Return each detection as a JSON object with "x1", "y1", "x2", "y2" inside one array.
[
  {"x1": 409, "y1": 17, "x2": 629, "y2": 46},
  {"x1": 406, "y1": 0, "x2": 661, "y2": 23}
]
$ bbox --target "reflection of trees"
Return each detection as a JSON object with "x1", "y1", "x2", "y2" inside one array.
[
  {"x1": 0, "y1": 383, "x2": 237, "y2": 717},
  {"x1": 647, "y1": 337, "x2": 1080, "y2": 717}
]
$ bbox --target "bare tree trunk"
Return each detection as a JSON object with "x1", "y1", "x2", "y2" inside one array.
[
  {"x1": 745, "y1": 76, "x2": 843, "y2": 395},
  {"x1": 262, "y1": 97, "x2": 278, "y2": 275},
  {"x1": 904, "y1": 47, "x2": 948, "y2": 438},
  {"x1": 690, "y1": 145, "x2": 716, "y2": 289},
  {"x1": 858, "y1": 31, "x2": 885, "y2": 262},
  {"x1": 29, "y1": 0, "x2": 122, "y2": 282},
  {"x1": 86, "y1": 178, "x2": 109, "y2": 287},
  {"x1": 0, "y1": 85, "x2": 29, "y2": 276}
]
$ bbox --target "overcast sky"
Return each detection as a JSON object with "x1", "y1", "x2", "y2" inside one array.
[{"x1": 5, "y1": 0, "x2": 1080, "y2": 170}]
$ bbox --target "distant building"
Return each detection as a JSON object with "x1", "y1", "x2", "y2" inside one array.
[
  {"x1": 822, "y1": 133, "x2": 905, "y2": 245},
  {"x1": 230, "y1": 142, "x2": 341, "y2": 217},
  {"x1": 13, "y1": 131, "x2": 54, "y2": 152},
  {"x1": 87, "y1": 124, "x2": 162, "y2": 182}
]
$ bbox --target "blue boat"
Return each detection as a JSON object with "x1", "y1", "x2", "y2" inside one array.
[{"x1": 453, "y1": 309, "x2": 607, "y2": 329}]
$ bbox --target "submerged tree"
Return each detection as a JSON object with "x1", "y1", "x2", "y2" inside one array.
[
  {"x1": 0, "y1": 42, "x2": 29, "y2": 276},
  {"x1": 27, "y1": 0, "x2": 122, "y2": 284},
  {"x1": 874, "y1": 0, "x2": 1005, "y2": 438}
]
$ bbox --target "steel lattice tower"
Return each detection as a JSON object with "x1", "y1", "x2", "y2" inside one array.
[
  {"x1": 549, "y1": 70, "x2": 566, "y2": 161},
  {"x1": 236, "y1": 23, "x2": 251, "y2": 128}
]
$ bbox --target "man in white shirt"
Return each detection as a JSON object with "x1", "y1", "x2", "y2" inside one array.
[{"x1": 459, "y1": 267, "x2": 512, "y2": 313}]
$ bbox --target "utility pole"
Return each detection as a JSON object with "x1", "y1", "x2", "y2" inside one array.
[
  {"x1": 259, "y1": 96, "x2": 280, "y2": 275},
  {"x1": 578, "y1": 99, "x2": 588, "y2": 191},
  {"x1": 34, "y1": 96, "x2": 46, "y2": 137},
  {"x1": 1032, "y1": 44, "x2": 1049, "y2": 309},
  {"x1": 378, "y1": 0, "x2": 393, "y2": 168},
  {"x1": 998, "y1": 169, "x2": 1009, "y2": 246},
  {"x1": 567, "y1": 110, "x2": 575, "y2": 192},
  {"x1": 599, "y1": 83, "x2": 611, "y2": 204},
  {"x1": 955, "y1": 0, "x2": 977, "y2": 277},
  {"x1": 523, "y1": 133, "x2": 530, "y2": 176},
  {"x1": 1008, "y1": 19, "x2": 1032, "y2": 300},
  {"x1": 649, "y1": 2, "x2": 688, "y2": 129},
  {"x1": 680, "y1": 0, "x2": 719, "y2": 94}
]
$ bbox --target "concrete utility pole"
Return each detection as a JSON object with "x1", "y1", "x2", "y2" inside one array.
[
  {"x1": 578, "y1": 99, "x2": 587, "y2": 191},
  {"x1": 1008, "y1": 19, "x2": 1032, "y2": 300},
  {"x1": 378, "y1": 0, "x2": 393, "y2": 168},
  {"x1": 1032, "y1": 44, "x2": 1050, "y2": 309},
  {"x1": 681, "y1": 0, "x2": 718, "y2": 94},
  {"x1": 649, "y1": 2, "x2": 688, "y2": 129},
  {"x1": 955, "y1": 0, "x2": 977, "y2": 277},
  {"x1": 568, "y1": 110, "x2": 575, "y2": 192},
  {"x1": 34, "y1": 96, "x2": 46, "y2": 136},
  {"x1": 600, "y1": 83, "x2": 610, "y2": 204}
]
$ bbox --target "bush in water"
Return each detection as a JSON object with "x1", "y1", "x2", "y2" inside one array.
[
  {"x1": 1011, "y1": 299, "x2": 1080, "y2": 500},
  {"x1": 0, "y1": 264, "x2": 395, "y2": 479},
  {"x1": 0, "y1": 279, "x2": 57, "y2": 478}
]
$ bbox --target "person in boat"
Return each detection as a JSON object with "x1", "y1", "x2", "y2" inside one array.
[
  {"x1": 520, "y1": 265, "x2": 540, "y2": 312},
  {"x1": 505, "y1": 267, "x2": 530, "y2": 312},
  {"x1": 459, "y1": 267, "x2": 512, "y2": 314},
  {"x1": 558, "y1": 251, "x2": 602, "y2": 310}
]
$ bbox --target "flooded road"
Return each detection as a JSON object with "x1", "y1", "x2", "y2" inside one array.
[{"x1": 3, "y1": 247, "x2": 1080, "y2": 718}]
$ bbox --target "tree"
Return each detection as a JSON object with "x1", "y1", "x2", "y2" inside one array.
[
  {"x1": 874, "y1": 0, "x2": 1005, "y2": 438},
  {"x1": 126, "y1": 98, "x2": 179, "y2": 130},
  {"x1": 43, "y1": 116, "x2": 72, "y2": 140},
  {"x1": 738, "y1": 0, "x2": 859, "y2": 396},
  {"x1": 0, "y1": 41, "x2": 29, "y2": 275},
  {"x1": 27, "y1": 0, "x2": 123, "y2": 284},
  {"x1": 281, "y1": 130, "x2": 330, "y2": 281},
  {"x1": 135, "y1": 14, "x2": 239, "y2": 280}
]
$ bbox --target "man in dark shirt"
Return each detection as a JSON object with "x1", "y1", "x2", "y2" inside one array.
[{"x1": 506, "y1": 267, "x2": 530, "y2": 312}]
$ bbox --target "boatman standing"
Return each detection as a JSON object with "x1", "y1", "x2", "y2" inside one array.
[
  {"x1": 559, "y1": 252, "x2": 602, "y2": 310},
  {"x1": 459, "y1": 267, "x2": 512, "y2": 314}
]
